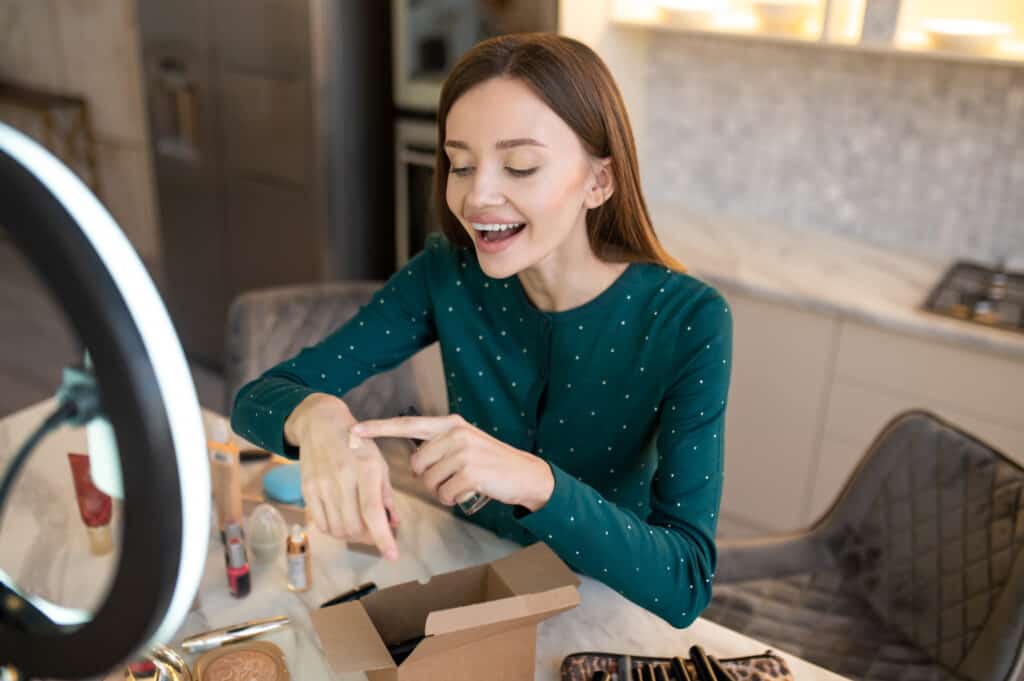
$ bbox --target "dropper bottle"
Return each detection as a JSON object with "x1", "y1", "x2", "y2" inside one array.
[{"x1": 286, "y1": 524, "x2": 311, "y2": 592}]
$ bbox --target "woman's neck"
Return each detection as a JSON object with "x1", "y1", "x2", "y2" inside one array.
[{"x1": 516, "y1": 226, "x2": 629, "y2": 313}]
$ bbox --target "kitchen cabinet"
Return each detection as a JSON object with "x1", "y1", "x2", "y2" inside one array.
[
  {"x1": 717, "y1": 297, "x2": 1024, "y2": 535},
  {"x1": 611, "y1": 0, "x2": 1024, "y2": 69},
  {"x1": 719, "y1": 292, "x2": 840, "y2": 533},
  {"x1": 137, "y1": 0, "x2": 394, "y2": 368},
  {"x1": 832, "y1": 320, "x2": 1024, "y2": 431},
  {"x1": 800, "y1": 322, "x2": 1024, "y2": 523},
  {"x1": 807, "y1": 378, "x2": 1024, "y2": 523}
]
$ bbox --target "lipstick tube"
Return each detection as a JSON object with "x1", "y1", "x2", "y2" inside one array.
[{"x1": 225, "y1": 536, "x2": 251, "y2": 598}]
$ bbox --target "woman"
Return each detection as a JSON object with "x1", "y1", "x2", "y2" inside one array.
[{"x1": 231, "y1": 33, "x2": 731, "y2": 628}]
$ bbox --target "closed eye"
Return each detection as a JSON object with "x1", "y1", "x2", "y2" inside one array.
[{"x1": 448, "y1": 166, "x2": 538, "y2": 177}]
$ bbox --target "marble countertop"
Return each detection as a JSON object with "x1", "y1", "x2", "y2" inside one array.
[
  {"x1": 0, "y1": 401, "x2": 852, "y2": 680},
  {"x1": 650, "y1": 203, "x2": 1024, "y2": 361}
]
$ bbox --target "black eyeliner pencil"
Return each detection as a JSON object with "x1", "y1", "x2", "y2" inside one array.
[{"x1": 319, "y1": 581, "x2": 377, "y2": 608}]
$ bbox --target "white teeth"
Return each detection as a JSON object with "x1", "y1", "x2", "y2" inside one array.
[{"x1": 471, "y1": 222, "x2": 525, "y2": 232}]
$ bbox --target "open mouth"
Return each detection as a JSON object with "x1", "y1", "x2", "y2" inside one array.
[{"x1": 473, "y1": 222, "x2": 527, "y2": 243}]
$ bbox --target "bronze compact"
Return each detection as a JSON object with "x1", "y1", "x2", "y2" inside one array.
[{"x1": 193, "y1": 641, "x2": 290, "y2": 681}]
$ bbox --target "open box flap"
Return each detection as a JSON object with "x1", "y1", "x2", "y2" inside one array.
[
  {"x1": 489, "y1": 541, "x2": 581, "y2": 595},
  {"x1": 359, "y1": 564, "x2": 492, "y2": 645},
  {"x1": 311, "y1": 601, "x2": 396, "y2": 675},
  {"x1": 399, "y1": 585, "x2": 579, "y2": 663}
]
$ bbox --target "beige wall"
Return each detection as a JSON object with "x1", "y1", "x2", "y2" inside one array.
[
  {"x1": 0, "y1": 0, "x2": 161, "y2": 267},
  {"x1": 559, "y1": 0, "x2": 653, "y2": 179}
]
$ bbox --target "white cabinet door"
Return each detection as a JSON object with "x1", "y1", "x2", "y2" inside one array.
[
  {"x1": 809, "y1": 321, "x2": 1024, "y2": 524},
  {"x1": 833, "y1": 321, "x2": 1024, "y2": 431},
  {"x1": 823, "y1": 379, "x2": 1024, "y2": 465},
  {"x1": 720, "y1": 292, "x2": 840, "y2": 532},
  {"x1": 806, "y1": 435, "x2": 864, "y2": 526}
]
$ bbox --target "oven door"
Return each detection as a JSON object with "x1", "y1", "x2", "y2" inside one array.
[
  {"x1": 391, "y1": 0, "x2": 560, "y2": 113},
  {"x1": 395, "y1": 118, "x2": 441, "y2": 267}
]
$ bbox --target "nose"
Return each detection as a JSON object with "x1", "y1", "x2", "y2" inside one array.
[{"x1": 464, "y1": 165, "x2": 507, "y2": 209}]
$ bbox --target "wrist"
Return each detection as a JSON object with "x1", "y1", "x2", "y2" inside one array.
[
  {"x1": 285, "y1": 393, "x2": 353, "y2": 446},
  {"x1": 520, "y1": 457, "x2": 555, "y2": 512}
]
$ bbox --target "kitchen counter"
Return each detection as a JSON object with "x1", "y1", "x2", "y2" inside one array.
[
  {"x1": 0, "y1": 400, "x2": 851, "y2": 681},
  {"x1": 651, "y1": 202, "x2": 1024, "y2": 361}
]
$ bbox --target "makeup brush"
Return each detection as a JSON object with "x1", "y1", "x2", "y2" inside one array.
[{"x1": 671, "y1": 656, "x2": 693, "y2": 681}]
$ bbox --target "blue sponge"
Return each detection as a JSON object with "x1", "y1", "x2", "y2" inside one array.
[{"x1": 262, "y1": 463, "x2": 305, "y2": 507}]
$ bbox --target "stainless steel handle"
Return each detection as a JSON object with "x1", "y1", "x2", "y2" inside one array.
[{"x1": 154, "y1": 58, "x2": 199, "y2": 159}]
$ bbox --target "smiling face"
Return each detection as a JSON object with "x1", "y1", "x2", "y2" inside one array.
[{"x1": 443, "y1": 76, "x2": 612, "y2": 279}]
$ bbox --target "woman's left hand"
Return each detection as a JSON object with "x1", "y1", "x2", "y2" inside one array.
[{"x1": 350, "y1": 414, "x2": 554, "y2": 512}]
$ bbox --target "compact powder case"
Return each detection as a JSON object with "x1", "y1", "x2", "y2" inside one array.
[{"x1": 193, "y1": 641, "x2": 290, "y2": 681}]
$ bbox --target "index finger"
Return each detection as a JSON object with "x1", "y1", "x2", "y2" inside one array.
[
  {"x1": 357, "y1": 467, "x2": 399, "y2": 561},
  {"x1": 352, "y1": 415, "x2": 457, "y2": 441}
]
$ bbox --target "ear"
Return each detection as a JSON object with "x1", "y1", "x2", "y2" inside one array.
[{"x1": 583, "y1": 157, "x2": 615, "y2": 209}]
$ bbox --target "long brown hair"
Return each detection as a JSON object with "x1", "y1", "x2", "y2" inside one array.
[{"x1": 433, "y1": 32, "x2": 685, "y2": 272}]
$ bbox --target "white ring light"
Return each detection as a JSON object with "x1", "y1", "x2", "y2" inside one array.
[{"x1": 0, "y1": 122, "x2": 210, "y2": 677}]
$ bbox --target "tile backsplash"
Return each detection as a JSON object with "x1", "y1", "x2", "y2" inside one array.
[{"x1": 642, "y1": 33, "x2": 1024, "y2": 264}]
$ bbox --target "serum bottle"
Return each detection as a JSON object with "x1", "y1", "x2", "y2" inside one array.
[{"x1": 286, "y1": 524, "x2": 311, "y2": 592}]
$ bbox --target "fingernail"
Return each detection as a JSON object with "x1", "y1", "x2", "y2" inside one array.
[{"x1": 351, "y1": 425, "x2": 364, "y2": 434}]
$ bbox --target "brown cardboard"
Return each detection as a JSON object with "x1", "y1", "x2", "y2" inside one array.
[
  {"x1": 488, "y1": 538, "x2": 582, "y2": 594},
  {"x1": 311, "y1": 542, "x2": 580, "y2": 681}
]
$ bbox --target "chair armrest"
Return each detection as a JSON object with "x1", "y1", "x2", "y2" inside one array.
[
  {"x1": 224, "y1": 281, "x2": 419, "y2": 421},
  {"x1": 714, "y1": 530, "x2": 835, "y2": 583}
]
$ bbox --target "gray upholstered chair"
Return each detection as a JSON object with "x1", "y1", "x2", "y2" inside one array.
[
  {"x1": 704, "y1": 411, "x2": 1024, "y2": 681},
  {"x1": 226, "y1": 281, "x2": 413, "y2": 421},
  {"x1": 224, "y1": 281, "x2": 448, "y2": 505}
]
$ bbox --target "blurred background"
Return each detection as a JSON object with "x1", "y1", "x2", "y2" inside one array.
[{"x1": 0, "y1": 0, "x2": 1022, "y2": 543}]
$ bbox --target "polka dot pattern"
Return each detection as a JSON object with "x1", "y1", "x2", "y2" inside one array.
[{"x1": 231, "y1": 233, "x2": 732, "y2": 629}]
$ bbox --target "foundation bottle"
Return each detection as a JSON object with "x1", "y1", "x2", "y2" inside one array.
[{"x1": 285, "y1": 524, "x2": 311, "y2": 592}]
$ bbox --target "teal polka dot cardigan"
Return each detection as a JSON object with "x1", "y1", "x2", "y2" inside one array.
[{"x1": 232, "y1": 233, "x2": 733, "y2": 628}]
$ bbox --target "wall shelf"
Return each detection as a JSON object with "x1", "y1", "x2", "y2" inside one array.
[{"x1": 612, "y1": 11, "x2": 1024, "y2": 69}]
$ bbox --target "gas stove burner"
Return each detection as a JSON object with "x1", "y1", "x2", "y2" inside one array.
[{"x1": 924, "y1": 261, "x2": 1024, "y2": 334}]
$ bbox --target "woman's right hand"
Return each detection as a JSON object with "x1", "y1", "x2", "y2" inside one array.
[{"x1": 284, "y1": 394, "x2": 400, "y2": 560}]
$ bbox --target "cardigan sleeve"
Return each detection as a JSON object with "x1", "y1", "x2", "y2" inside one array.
[
  {"x1": 513, "y1": 289, "x2": 732, "y2": 628},
  {"x1": 230, "y1": 238, "x2": 441, "y2": 456}
]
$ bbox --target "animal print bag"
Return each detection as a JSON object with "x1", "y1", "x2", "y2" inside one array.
[{"x1": 561, "y1": 649, "x2": 795, "y2": 681}]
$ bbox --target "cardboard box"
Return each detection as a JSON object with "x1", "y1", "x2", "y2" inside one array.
[{"x1": 311, "y1": 542, "x2": 581, "y2": 681}]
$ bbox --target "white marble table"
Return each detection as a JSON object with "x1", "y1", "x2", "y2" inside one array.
[{"x1": 0, "y1": 400, "x2": 851, "y2": 680}]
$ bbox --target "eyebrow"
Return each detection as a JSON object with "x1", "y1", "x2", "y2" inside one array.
[{"x1": 444, "y1": 138, "x2": 547, "y2": 150}]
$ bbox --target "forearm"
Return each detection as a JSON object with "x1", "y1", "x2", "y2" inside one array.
[
  {"x1": 231, "y1": 376, "x2": 352, "y2": 457},
  {"x1": 514, "y1": 463, "x2": 716, "y2": 628}
]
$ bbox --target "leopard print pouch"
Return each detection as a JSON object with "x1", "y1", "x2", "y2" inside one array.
[{"x1": 561, "y1": 650, "x2": 795, "y2": 681}]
